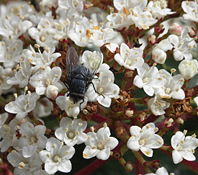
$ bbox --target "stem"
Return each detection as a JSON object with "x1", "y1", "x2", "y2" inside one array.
[{"x1": 73, "y1": 159, "x2": 108, "y2": 175}]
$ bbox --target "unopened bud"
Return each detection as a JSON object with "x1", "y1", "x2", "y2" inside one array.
[
  {"x1": 125, "y1": 109, "x2": 134, "y2": 117},
  {"x1": 176, "y1": 118, "x2": 184, "y2": 124},
  {"x1": 125, "y1": 162, "x2": 133, "y2": 171},
  {"x1": 165, "y1": 118, "x2": 174, "y2": 127},
  {"x1": 152, "y1": 48, "x2": 167, "y2": 64},
  {"x1": 169, "y1": 23, "x2": 183, "y2": 35},
  {"x1": 148, "y1": 35, "x2": 156, "y2": 44},
  {"x1": 46, "y1": 85, "x2": 59, "y2": 100}
]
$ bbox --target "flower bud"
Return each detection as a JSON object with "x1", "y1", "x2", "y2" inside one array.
[
  {"x1": 169, "y1": 23, "x2": 183, "y2": 35},
  {"x1": 46, "y1": 85, "x2": 59, "y2": 99},
  {"x1": 152, "y1": 48, "x2": 167, "y2": 64},
  {"x1": 178, "y1": 59, "x2": 198, "y2": 80}
]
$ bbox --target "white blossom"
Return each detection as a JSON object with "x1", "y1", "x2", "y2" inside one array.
[
  {"x1": 33, "y1": 97, "x2": 53, "y2": 118},
  {"x1": 148, "y1": 96, "x2": 170, "y2": 116},
  {"x1": 182, "y1": 1, "x2": 198, "y2": 23},
  {"x1": 194, "y1": 96, "x2": 198, "y2": 106},
  {"x1": 178, "y1": 59, "x2": 198, "y2": 80},
  {"x1": 83, "y1": 125, "x2": 118, "y2": 160},
  {"x1": 0, "y1": 1, "x2": 36, "y2": 42},
  {"x1": 0, "y1": 112, "x2": 8, "y2": 128},
  {"x1": 0, "y1": 39, "x2": 23, "y2": 68},
  {"x1": 133, "y1": 64, "x2": 162, "y2": 96},
  {"x1": 127, "y1": 123, "x2": 164, "y2": 157},
  {"x1": 55, "y1": 117, "x2": 87, "y2": 146},
  {"x1": 30, "y1": 66, "x2": 63, "y2": 99},
  {"x1": 114, "y1": 43, "x2": 144, "y2": 70},
  {"x1": 17, "y1": 122, "x2": 47, "y2": 158},
  {"x1": 147, "y1": 0, "x2": 174, "y2": 19},
  {"x1": 80, "y1": 50, "x2": 103, "y2": 73},
  {"x1": 152, "y1": 48, "x2": 167, "y2": 64},
  {"x1": 168, "y1": 31, "x2": 197, "y2": 61},
  {"x1": 24, "y1": 46, "x2": 61, "y2": 70},
  {"x1": 145, "y1": 167, "x2": 171, "y2": 175},
  {"x1": 7, "y1": 150, "x2": 45, "y2": 175},
  {"x1": 86, "y1": 64, "x2": 120, "y2": 107},
  {"x1": 68, "y1": 16, "x2": 123, "y2": 48},
  {"x1": 7, "y1": 58, "x2": 33, "y2": 88},
  {"x1": 5, "y1": 93, "x2": 40, "y2": 119},
  {"x1": 0, "y1": 66, "x2": 12, "y2": 94},
  {"x1": 29, "y1": 14, "x2": 70, "y2": 50},
  {"x1": 155, "y1": 74, "x2": 185, "y2": 100},
  {"x1": 171, "y1": 131, "x2": 198, "y2": 164},
  {"x1": 0, "y1": 119, "x2": 18, "y2": 152},
  {"x1": 39, "y1": 137, "x2": 75, "y2": 174},
  {"x1": 56, "y1": 94, "x2": 87, "y2": 117}
]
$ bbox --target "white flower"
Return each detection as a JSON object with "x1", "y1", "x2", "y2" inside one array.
[
  {"x1": 0, "y1": 119, "x2": 18, "y2": 152},
  {"x1": 86, "y1": 64, "x2": 120, "y2": 107},
  {"x1": 24, "y1": 46, "x2": 61, "y2": 70},
  {"x1": 107, "y1": 0, "x2": 157, "y2": 30},
  {"x1": 114, "y1": 43, "x2": 144, "y2": 70},
  {"x1": 182, "y1": 1, "x2": 198, "y2": 23},
  {"x1": 168, "y1": 31, "x2": 197, "y2": 61},
  {"x1": 147, "y1": 0, "x2": 174, "y2": 19},
  {"x1": 0, "y1": 113, "x2": 8, "y2": 128},
  {"x1": 55, "y1": 117, "x2": 87, "y2": 146},
  {"x1": 58, "y1": 0, "x2": 84, "y2": 13},
  {"x1": 33, "y1": 97, "x2": 53, "y2": 118},
  {"x1": 5, "y1": 93, "x2": 40, "y2": 119},
  {"x1": 83, "y1": 125, "x2": 118, "y2": 160},
  {"x1": 178, "y1": 59, "x2": 198, "y2": 80},
  {"x1": 155, "y1": 74, "x2": 185, "y2": 100},
  {"x1": 171, "y1": 131, "x2": 198, "y2": 164},
  {"x1": 80, "y1": 50, "x2": 103, "y2": 73},
  {"x1": 29, "y1": 15, "x2": 69, "y2": 50},
  {"x1": 17, "y1": 122, "x2": 47, "y2": 158},
  {"x1": 145, "y1": 167, "x2": 170, "y2": 175},
  {"x1": 152, "y1": 48, "x2": 167, "y2": 64},
  {"x1": 133, "y1": 64, "x2": 161, "y2": 96},
  {"x1": 194, "y1": 96, "x2": 198, "y2": 106},
  {"x1": 68, "y1": 16, "x2": 122, "y2": 48},
  {"x1": 0, "y1": 66, "x2": 12, "y2": 94},
  {"x1": 40, "y1": 0, "x2": 58, "y2": 9},
  {"x1": 7, "y1": 58, "x2": 33, "y2": 88},
  {"x1": 0, "y1": 39, "x2": 23, "y2": 68},
  {"x1": 30, "y1": 66, "x2": 63, "y2": 99},
  {"x1": 39, "y1": 137, "x2": 75, "y2": 174},
  {"x1": 0, "y1": 3, "x2": 33, "y2": 40},
  {"x1": 106, "y1": 12, "x2": 134, "y2": 29},
  {"x1": 131, "y1": 10, "x2": 157, "y2": 30},
  {"x1": 7, "y1": 150, "x2": 45, "y2": 175},
  {"x1": 127, "y1": 123, "x2": 164, "y2": 157},
  {"x1": 148, "y1": 96, "x2": 170, "y2": 116},
  {"x1": 56, "y1": 94, "x2": 87, "y2": 117}
]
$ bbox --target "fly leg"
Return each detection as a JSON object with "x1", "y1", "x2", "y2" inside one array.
[
  {"x1": 79, "y1": 98, "x2": 85, "y2": 111},
  {"x1": 89, "y1": 82, "x2": 105, "y2": 99}
]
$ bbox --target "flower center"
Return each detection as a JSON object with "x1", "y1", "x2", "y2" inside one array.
[
  {"x1": 97, "y1": 142, "x2": 105, "y2": 150},
  {"x1": 53, "y1": 155, "x2": 62, "y2": 163},
  {"x1": 139, "y1": 138, "x2": 146, "y2": 146},
  {"x1": 30, "y1": 136, "x2": 38, "y2": 144},
  {"x1": 67, "y1": 131, "x2": 76, "y2": 139}
]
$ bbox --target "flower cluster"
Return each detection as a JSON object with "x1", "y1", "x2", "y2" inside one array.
[{"x1": 0, "y1": 0, "x2": 198, "y2": 175}]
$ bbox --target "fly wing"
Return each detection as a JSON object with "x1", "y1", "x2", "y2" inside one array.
[{"x1": 65, "y1": 47, "x2": 79, "y2": 73}]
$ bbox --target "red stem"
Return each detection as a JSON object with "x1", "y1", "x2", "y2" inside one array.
[{"x1": 73, "y1": 159, "x2": 108, "y2": 175}]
